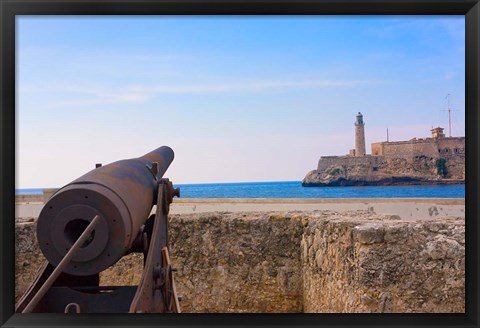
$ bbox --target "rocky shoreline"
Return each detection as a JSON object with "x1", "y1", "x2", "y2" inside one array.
[
  {"x1": 302, "y1": 174, "x2": 465, "y2": 187},
  {"x1": 302, "y1": 155, "x2": 465, "y2": 187}
]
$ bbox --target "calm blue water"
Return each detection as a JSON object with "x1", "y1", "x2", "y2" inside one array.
[
  {"x1": 16, "y1": 188, "x2": 44, "y2": 195},
  {"x1": 16, "y1": 181, "x2": 465, "y2": 198},
  {"x1": 174, "y1": 181, "x2": 464, "y2": 198}
]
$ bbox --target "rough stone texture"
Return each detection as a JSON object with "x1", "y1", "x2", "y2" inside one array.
[
  {"x1": 301, "y1": 212, "x2": 465, "y2": 313},
  {"x1": 15, "y1": 211, "x2": 464, "y2": 313},
  {"x1": 99, "y1": 253, "x2": 144, "y2": 287},
  {"x1": 15, "y1": 218, "x2": 46, "y2": 302},
  {"x1": 168, "y1": 212, "x2": 304, "y2": 313}
]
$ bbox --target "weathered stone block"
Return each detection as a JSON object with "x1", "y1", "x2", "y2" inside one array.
[{"x1": 353, "y1": 224, "x2": 385, "y2": 244}]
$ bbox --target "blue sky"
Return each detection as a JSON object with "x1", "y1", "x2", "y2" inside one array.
[{"x1": 16, "y1": 16, "x2": 465, "y2": 188}]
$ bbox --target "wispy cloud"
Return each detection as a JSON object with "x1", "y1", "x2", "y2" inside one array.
[
  {"x1": 19, "y1": 79, "x2": 388, "y2": 108},
  {"x1": 52, "y1": 93, "x2": 151, "y2": 107},
  {"x1": 128, "y1": 79, "x2": 386, "y2": 94},
  {"x1": 20, "y1": 84, "x2": 153, "y2": 107}
]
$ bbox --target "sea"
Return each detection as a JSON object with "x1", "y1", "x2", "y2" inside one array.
[{"x1": 16, "y1": 181, "x2": 465, "y2": 198}]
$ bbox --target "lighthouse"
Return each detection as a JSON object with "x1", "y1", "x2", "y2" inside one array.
[{"x1": 354, "y1": 112, "x2": 366, "y2": 157}]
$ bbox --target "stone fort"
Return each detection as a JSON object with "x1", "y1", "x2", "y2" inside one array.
[
  {"x1": 316, "y1": 112, "x2": 465, "y2": 174},
  {"x1": 353, "y1": 112, "x2": 464, "y2": 159}
]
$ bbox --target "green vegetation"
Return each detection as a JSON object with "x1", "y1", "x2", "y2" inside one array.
[
  {"x1": 329, "y1": 167, "x2": 342, "y2": 176},
  {"x1": 436, "y1": 158, "x2": 448, "y2": 177}
]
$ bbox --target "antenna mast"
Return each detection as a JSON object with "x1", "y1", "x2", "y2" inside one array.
[
  {"x1": 447, "y1": 94, "x2": 451, "y2": 137},
  {"x1": 442, "y1": 94, "x2": 457, "y2": 137}
]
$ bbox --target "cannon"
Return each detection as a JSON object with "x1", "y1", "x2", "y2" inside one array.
[{"x1": 16, "y1": 146, "x2": 181, "y2": 313}]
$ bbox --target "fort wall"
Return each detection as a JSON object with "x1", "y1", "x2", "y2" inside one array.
[
  {"x1": 371, "y1": 137, "x2": 465, "y2": 159},
  {"x1": 437, "y1": 137, "x2": 466, "y2": 158},
  {"x1": 317, "y1": 155, "x2": 384, "y2": 172},
  {"x1": 319, "y1": 137, "x2": 465, "y2": 173},
  {"x1": 307, "y1": 150, "x2": 464, "y2": 185},
  {"x1": 15, "y1": 210, "x2": 465, "y2": 313}
]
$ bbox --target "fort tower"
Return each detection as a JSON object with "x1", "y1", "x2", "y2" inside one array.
[
  {"x1": 354, "y1": 112, "x2": 366, "y2": 156},
  {"x1": 431, "y1": 127, "x2": 445, "y2": 139}
]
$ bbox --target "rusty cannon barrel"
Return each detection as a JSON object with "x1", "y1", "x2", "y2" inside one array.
[{"x1": 36, "y1": 146, "x2": 174, "y2": 276}]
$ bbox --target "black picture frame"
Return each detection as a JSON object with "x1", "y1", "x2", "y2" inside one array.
[{"x1": 1, "y1": 0, "x2": 478, "y2": 327}]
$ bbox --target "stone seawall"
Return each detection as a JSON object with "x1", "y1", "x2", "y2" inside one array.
[{"x1": 15, "y1": 210, "x2": 464, "y2": 313}]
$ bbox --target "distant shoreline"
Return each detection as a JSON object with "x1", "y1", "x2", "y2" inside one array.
[{"x1": 302, "y1": 178, "x2": 465, "y2": 187}]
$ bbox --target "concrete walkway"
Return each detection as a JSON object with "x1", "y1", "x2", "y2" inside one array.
[{"x1": 16, "y1": 196, "x2": 464, "y2": 220}]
